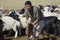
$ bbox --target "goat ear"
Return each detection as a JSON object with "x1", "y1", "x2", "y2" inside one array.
[{"x1": 19, "y1": 8, "x2": 25, "y2": 14}]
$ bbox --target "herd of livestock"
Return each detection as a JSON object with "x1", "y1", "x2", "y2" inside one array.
[{"x1": 0, "y1": 5, "x2": 60, "y2": 40}]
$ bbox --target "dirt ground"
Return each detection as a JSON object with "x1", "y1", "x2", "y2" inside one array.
[{"x1": 5, "y1": 35, "x2": 60, "y2": 40}]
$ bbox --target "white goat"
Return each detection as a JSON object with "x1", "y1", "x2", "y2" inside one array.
[
  {"x1": 42, "y1": 6, "x2": 57, "y2": 17},
  {"x1": 1, "y1": 16, "x2": 21, "y2": 38}
]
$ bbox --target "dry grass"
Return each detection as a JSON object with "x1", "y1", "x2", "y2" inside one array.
[{"x1": 0, "y1": 0, "x2": 60, "y2": 10}]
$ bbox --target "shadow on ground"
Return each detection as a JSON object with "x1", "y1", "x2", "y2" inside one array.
[{"x1": 39, "y1": 37, "x2": 57, "y2": 40}]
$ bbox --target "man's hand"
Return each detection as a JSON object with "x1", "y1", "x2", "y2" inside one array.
[{"x1": 32, "y1": 23, "x2": 35, "y2": 25}]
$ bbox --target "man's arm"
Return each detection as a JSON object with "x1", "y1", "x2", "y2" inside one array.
[
  {"x1": 32, "y1": 18, "x2": 38, "y2": 25},
  {"x1": 32, "y1": 7, "x2": 39, "y2": 25},
  {"x1": 25, "y1": 11, "x2": 30, "y2": 24}
]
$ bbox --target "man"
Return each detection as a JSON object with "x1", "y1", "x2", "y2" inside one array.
[
  {"x1": 24, "y1": 1, "x2": 40, "y2": 40},
  {"x1": 19, "y1": 1, "x2": 42, "y2": 40}
]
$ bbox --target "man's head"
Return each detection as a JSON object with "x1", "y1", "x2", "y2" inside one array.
[{"x1": 25, "y1": 1, "x2": 32, "y2": 10}]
